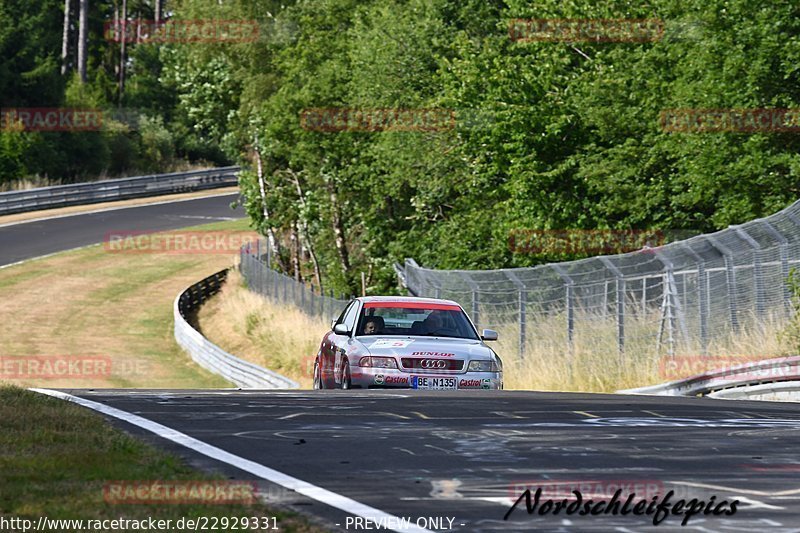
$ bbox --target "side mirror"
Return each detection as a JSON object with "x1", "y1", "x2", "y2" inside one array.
[
  {"x1": 333, "y1": 323, "x2": 351, "y2": 336},
  {"x1": 331, "y1": 318, "x2": 338, "y2": 330},
  {"x1": 481, "y1": 329, "x2": 498, "y2": 341}
]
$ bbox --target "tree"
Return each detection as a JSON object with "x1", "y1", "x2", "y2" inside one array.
[
  {"x1": 61, "y1": 0, "x2": 71, "y2": 75},
  {"x1": 77, "y1": 0, "x2": 88, "y2": 82}
]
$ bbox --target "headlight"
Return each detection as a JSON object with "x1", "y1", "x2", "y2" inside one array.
[
  {"x1": 359, "y1": 356, "x2": 398, "y2": 369},
  {"x1": 468, "y1": 360, "x2": 500, "y2": 372}
]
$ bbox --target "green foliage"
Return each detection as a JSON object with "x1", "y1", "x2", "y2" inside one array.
[{"x1": 5, "y1": 0, "x2": 800, "y2": 296}]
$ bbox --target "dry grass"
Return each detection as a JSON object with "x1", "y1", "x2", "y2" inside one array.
[
  {"x1": 196, "y1": 269, "x2": 329, "y2": 389},
  {"x1": 0, "y1": 220, "x2": 252, "y2": 389},
  {"x1": 494, "y1": 309, "x2": 792, "y2": 392}
]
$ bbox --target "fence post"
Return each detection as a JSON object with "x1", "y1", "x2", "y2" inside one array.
[
  {"x1": 551, "y1": 265, "x2": 575, "y2": 354},
  {"x1": 300, "y1": 279, "x2": 305, "y2": 312},
  {"x1": 459, "y1": 273, "x2": 480, "y2": 329},
  {"x1": 653, "y1": 251, "x2": 691, "y2": 355},
  {"x1": 681, "y1": 244, "x2": 708, "y2": 354},
  {"x1": 735, "y1": 226, "x2": 764, "y2": 320},
  {"x1": 706, "y1": 236, "x2": 738, "y2": 333},
  {"x1": 255, "y1": 239, "x2": 262, "y2": 295},
  {"x1": 761, "y1": 221, "x2": 791, "y2": 317},
  {"x1": 505, "y1": 271, "x2": 526, "y2": 358},
  {"x1": 641, "y1": 278, "x2": 647, "y2": 316},
  {"x1": 599, "y1": 257, "x2": 625, "y2": 358}
]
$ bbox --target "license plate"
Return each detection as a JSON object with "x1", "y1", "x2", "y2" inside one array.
[{"x1": 412, "y1": 376, "x2": 457, "y2": 390}]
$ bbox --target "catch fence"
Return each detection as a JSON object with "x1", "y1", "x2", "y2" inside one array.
[{"x1": 396, "y1": 199, "x2": 800, "y2": 359}]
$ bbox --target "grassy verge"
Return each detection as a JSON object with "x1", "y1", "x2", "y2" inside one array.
[
  {"x1": 198, "y1": 271, "x2": 792, "y2": 392},
  {"x1": 0, "y1": 386, "x2": 319, "y2": 532},
  {"x1": 0, "y1": 219, "x2": 254, "y2": 389}
]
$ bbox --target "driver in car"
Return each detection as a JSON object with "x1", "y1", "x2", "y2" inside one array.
[
  {"x1": 422, "y1": 311, "x2": 445, "y2": 334},
  {"x1": 362, "y1": 317, "x2": 383, "y2": 335}
]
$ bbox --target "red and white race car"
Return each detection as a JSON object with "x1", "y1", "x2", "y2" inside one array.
[{"x1": 313, "y1": 296, "x2": 503, "y2": 390}]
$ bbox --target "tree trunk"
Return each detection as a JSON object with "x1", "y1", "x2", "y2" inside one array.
[
  {"x1": 119, "y1": 0, "x2": 127, "y2": 95},
  {"x1": 325, "y1": 172, "x2": 351, "y2": 277},
  {"x1": 253, "y1": 139, "x2": 288, "y2": 272},
  {"x1": 61, "y1": 0, "x2": 71, "y2": 75},
  {"x1": 288, "y1": 169, "x2": 323, "y2": 292},
  {"x1": 77, "y1": 0, "x2": 88, "y2": 83},
  {"x1": 291, "y1": 221, "x2": 301, "y2": 282},
  {"x1": 154, "y1": 0, "x2": 162, "y2": 24}
]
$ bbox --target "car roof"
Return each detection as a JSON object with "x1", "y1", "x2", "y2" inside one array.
[{"x1": 356, "y1": 296, "x2": 463, "y2": 307}]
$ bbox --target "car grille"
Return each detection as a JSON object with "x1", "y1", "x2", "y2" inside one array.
[{"x1": 400, "y1": 358, "x2": 464, "y2": 371}]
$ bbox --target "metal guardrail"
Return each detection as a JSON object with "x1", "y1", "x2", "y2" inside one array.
[
  {"x1": 618, "y1": 355, "x2": 800, "y2": 397},
  {"x1": 707, "y1": 381, "x2": 800, "y2": 400},
  {"x1": 0, "y1": 166, "x2": 241, "y2": 216},
  {"x1": 174, "y1": 269, "x2": 299, "y2": 389}
]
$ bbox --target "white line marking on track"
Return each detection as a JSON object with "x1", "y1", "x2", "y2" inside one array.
[
  {"x1": 0, "y1": 243, "x2": 99, "y2": 270},
  {"x1": 735, "y1": 496, "x2": 784, "y2": 510},
  {"x1": 30, "y1": 388, "x2": 433, "y2": 533},
  {"x1": 177, "y1": 215, "x2": 239, "y2": 221}
]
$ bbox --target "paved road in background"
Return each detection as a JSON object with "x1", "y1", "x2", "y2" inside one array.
[
  {"x1": 0, "y1": 192, "x2": 243, "y2": 267},
  {"x1": 60, "y1": 388, "x2": 800, "y2": 532}
]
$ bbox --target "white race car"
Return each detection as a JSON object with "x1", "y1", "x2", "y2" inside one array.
[{"x1": 313, "y1": 296, "x2": 503, "y2": 390}]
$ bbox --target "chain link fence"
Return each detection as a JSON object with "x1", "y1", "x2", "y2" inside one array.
[
  {"x1": 239, "y1": 241, "x2": 350, "y2": 322},
  {"x1": 396, "y1": 199, "x2": 800, "y2": 360}
]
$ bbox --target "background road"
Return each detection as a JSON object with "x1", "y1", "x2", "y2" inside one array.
[
  {"x1": 0, "y1": 192, "x2": 243, "y2": 267},
  {"x1": 59, "y1": 389, "x2": 800, "y2": 532}
]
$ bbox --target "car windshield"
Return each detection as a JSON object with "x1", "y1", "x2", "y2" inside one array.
[{"x1": 356, "y1": 303, "x2": 479, "y2": 340}]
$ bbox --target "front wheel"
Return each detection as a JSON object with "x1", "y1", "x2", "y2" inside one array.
[
  {"x1": 313, "y1": 360, "x2": 324, "y2": 390},
  {"x1": 341, "y1": 360, "x2": 352, "y2": 390}
]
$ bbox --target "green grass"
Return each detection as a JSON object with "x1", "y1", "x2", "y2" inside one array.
[{"x1": 0, "y1": 386, "x2": 321, "y2": 532}]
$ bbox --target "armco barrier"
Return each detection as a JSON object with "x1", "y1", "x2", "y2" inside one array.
[
  {"x1": 174, "y1": 269, "x2": 298, "y2": 389},
  {"x1": 0, "y1": 166, "x2": 240, "y2": 216},
  {"x1": 618, "y1": 355, "x2": 800, "y2": 398}
]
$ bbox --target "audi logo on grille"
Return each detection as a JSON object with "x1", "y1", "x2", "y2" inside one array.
[{"x1": 421, "y1": 359, "x2": 447, "y2": 369}]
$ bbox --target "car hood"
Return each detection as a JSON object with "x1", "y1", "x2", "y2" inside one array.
[{"x1": 361, "y1": 337, "x2": 496, "y2": 360}]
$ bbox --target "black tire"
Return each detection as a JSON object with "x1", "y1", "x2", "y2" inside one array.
[
  {"x1": 313, "y1": 360, "x2": 324, "y2": 390},
  {"x1": 341, "y1": 359, "x2": 352, "y2": 390}
]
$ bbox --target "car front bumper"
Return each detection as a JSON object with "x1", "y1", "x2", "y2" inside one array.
[{"x1": 351, "y1": 367, "x2": 503, "y2": 390}]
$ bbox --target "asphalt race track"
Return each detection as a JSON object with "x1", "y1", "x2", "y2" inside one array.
[
  {"x1": 0, "y1": 192, "x2": 243, "y2": 267},
  {"x1": 55, "y1": 388, "x2": 800, "y2": 533}
]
